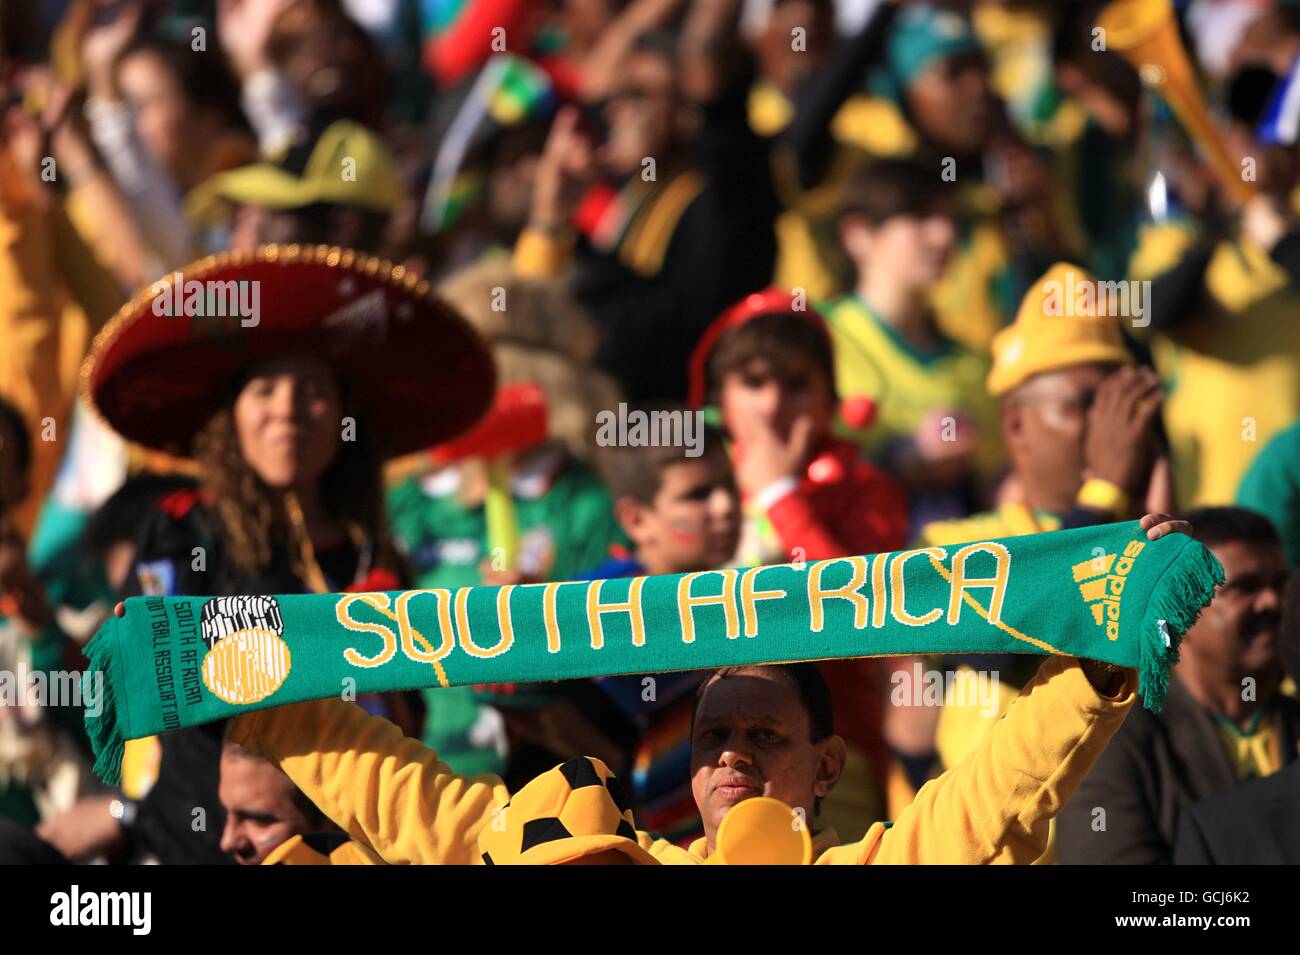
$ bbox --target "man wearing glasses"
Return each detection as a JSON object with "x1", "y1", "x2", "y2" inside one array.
[{"x1": 1058, "y1": 507, "x2": 1298, "y2": 864}]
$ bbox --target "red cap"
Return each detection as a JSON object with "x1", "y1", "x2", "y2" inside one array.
[{"x1": 686, "y1": 287, "x2": 832, "y2": 409}]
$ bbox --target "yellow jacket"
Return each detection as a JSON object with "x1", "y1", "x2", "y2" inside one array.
[
  {"x1": 0, "y1": 183, "x2": 122, "y2": 535},
  {"x1": 261, "y1": 832, "x2": 385, "y2": 865},
  {"x1": 918, "y1": 503, "x2": 1062, "y2": 549},
  {"x1": 228, "y1": 656, "x2": 1134, "y2": 864},
  {"x1": 1128, "y1": 222, "x2": 1300, "y2": 505}
]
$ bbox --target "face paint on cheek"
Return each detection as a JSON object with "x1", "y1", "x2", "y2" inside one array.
[
  {"x1": 666, "y1": 519, "x2": 705, "y2": 544},
  {"x1": 252, "y1": 829, "x2": 285, "y2": 849}
]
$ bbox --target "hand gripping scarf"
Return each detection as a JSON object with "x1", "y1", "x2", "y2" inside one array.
[{"x1": 82, "y1": 522, "x2": 1222, "y2": 785}]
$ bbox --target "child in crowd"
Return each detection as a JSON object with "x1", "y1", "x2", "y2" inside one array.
[
  {"x1": 823, "y1": 158, "x2": 1001, "y2": 536},
  {"x1": 688, "y1": 287, "x2": 908, "y2": 567},
  {"x1": 580, "y1": 413, "x2": 739, "y2": 843}
]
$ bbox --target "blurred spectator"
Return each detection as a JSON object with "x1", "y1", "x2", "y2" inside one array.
[
  {"x1": 1057, "y1": 507, "x2": 1300, "y2": 864},
  {"x1": 1129, "y1": 7, "x2": 1300, "y2": 506},
  {"x1": 515, "y1": 0, "x2": 881, "y2": 401},
  {"x1": 1237, "y1": 417, "x2": 1300, "y2": 568},
  {"x1": 823, "y1": 158, "x2": 1000, "y2": 534},
  {"x1": 743, "y1": 0, "x2": 893, "y2": 299},
  {"x1": 1173, "y1": 566, "x2": 1300, "y2": 864},
  {"x1": 386, "y1": 259, "x2": 626, "y2": 784},
  {"x1": 1048, "y1": 0, "x2": 1144, "y2": 282},
  {"x1": 822, "y1": 3, "x2": 1073, "y2": 354},
  {"x1": 0, "y1": 70, "x2": 125, "y2": 538},
  {"x1": 192, "y1": 116, "x2": 403, "y2": 253},
  {"x1": 1, "y1": 398, "x2": 97, "y2": 830},
  {"x1": 264, "y1": 0, "x2": 389, "y2": 128},
  {"x1": 78, "y1": 2, "x2": 255, "y2": 271},
  {"x1": 919, "y1": 262, "x2": 1163, "y2": 548}
]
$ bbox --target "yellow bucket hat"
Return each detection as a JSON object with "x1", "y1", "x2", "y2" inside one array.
[
  {"x1": 986, "y1": 262, "x2": 1134, "y2": 397},
  {"x1": 478, "y1": 757, "x2": 659, "y2": 865}
]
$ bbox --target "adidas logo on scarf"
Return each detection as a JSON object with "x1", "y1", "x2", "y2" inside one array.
[{"x1": 1072, "y1": 540, "x2": 1147, "y2": 640}]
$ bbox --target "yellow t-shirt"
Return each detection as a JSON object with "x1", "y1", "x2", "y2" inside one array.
[
  {"x1": 1130, "y1": 223, "x2": 1300, "y2": 505},
  {"x1": 929, "y1": 217, "x2": 1014, "y2": 355},
  {"x1": 825, "y1": 295, "x2": 1001, "y2": 476},
  {"x1": 917, "y1": 502, "x2": 1061, "y2": 548}
]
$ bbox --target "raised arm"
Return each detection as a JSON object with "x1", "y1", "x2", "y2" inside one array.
[
  {"x1": 777, "y1": 0, "x2": 900, "y2": 191},
  {"x1": 228, "y1": 696, "x2": 509, "y2": 865},
  {"x1": 582, "y1": 0, "x2": 687, "y2": 102},
  {"x1": 826, "y1": 655, "x2": 1136, "y2": 864}
]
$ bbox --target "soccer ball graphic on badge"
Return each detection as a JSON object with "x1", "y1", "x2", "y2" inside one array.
[{"x1": 200, "y1": 596, "x2": 292, "y2": 705}]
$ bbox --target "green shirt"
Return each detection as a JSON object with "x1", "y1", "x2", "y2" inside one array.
[{"x1": 385, "y1": 451, "x2": 623, "y2": 773}]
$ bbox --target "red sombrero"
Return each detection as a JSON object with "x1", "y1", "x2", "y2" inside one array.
[{"x1": 81, "y1": 245, "x2": 496, "y2": 457}]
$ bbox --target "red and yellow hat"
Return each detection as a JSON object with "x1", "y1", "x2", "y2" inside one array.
[{"x1": 81, "y1": 245, "x2": 496, "y2": 457}]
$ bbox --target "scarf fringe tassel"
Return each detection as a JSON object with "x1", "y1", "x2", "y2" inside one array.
[{"x1": 1138, "y1": 541, "x2": 1224, "y2": 711}]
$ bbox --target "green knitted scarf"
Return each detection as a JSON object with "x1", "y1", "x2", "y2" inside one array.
[{"x1": 83, "y1": 521, "x2": 1222, "y2": 785}]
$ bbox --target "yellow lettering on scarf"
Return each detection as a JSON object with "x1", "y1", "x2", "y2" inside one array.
[
  {"x1": 543, "y1": 582, "x2": 562, "y2": 653},
  {"x1": 946, "y1": 543, "x2": 1010, "y2": 625},
  {"x1": 890, "y1": 548, "x2": 947, "y2": 626},
  {"x1": 871, "y1": 554, "x2": 888, "y2": 628},
  {"x1": 677, "y1": 570, "x2": 739, "y2": 644},
  {"x1": 457, "y1": 585, "x2": 515, "y2": 659},
  {"x1": 807, "y1": 557, "x2": 869, "y2": 632},
  {"x1": 740, "y1": 566, "x2": 785, "y2": 638},
  {"x1": 338, "y1": 593, "x2": 398, "y2": 668},
  {"x1": 394, "y1": 589, "x2": 455, "y2": 665},
  {"x1": 586, "y1": 577, "x2": 647, "y2": 649}
]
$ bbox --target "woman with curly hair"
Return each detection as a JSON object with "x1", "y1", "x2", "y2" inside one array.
[{"x1": 35, "y1": 245, "x2": 494, "y2": 863}]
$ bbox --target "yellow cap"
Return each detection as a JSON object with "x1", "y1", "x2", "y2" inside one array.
[
  {"x1": 477, "y1": 757, "x2": 659, "y2": 865},
  {"x1": 195, "y1": 120, "x2": 403, "y2": 215},
  {"x1": 986, "y1": 262, "x2": 1134, "y2": 397}
]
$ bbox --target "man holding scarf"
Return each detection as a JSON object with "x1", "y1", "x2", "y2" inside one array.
[{"x1": 190, "y1": 513, "x2": 1194, "y2": 864}]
